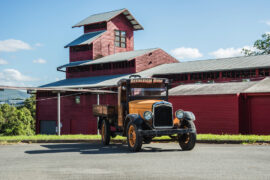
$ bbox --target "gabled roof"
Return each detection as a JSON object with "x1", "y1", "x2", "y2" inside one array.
[
  {"x1": 169, "y1": 77, "x2": 270, "y2": 95},
  {"x1": 57, "y1": 48, "x2": 158, "y2": 71},
  {"x1": 72, "y1": 8, "x2": 143, "y2": 30},
  {"x1": 169, "y1": 81, "x2": 257, "y2": 95},
  {"x1": 244, "y1": 77, "x2": 270, "y2": 93},
  {"x1": 64, "y1": 30, "x2": 105, "y2": 48},
  {"x1": 147, "y1": 55, "x2": 270, "y2": 75}
]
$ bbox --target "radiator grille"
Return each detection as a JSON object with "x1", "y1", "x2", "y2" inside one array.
[{"x1": 153, "y1": 105, "x2": 173, "y2": 127}]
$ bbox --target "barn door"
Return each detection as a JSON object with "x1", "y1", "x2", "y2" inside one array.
[
  {"x1": 40, "y1": 120, "x2": 56, "y2": 134},
  {"x1": 248, "y1": 96, "x2": 270, "y2": 135}
]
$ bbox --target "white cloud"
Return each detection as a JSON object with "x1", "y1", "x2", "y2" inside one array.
[
  {"x1": 170, "y1": 47, "x2": 203, "y2": 60},
  {"x1": 261, "y1": 20, "x2": 270, "y2": 26},
  {"x1": 33, "y1": 58, "x2": 46, "y2": 64},
  {"x1": 209, "y1": 46, "x2": 258, "y2": 58},
  {"x1": 0, "y1": 58, "x2": 8, "y2": 65},
  {"x1": 0, "y1": 39, "x2": 31, "y2": 52},
  {"x1": 265, "y1": 32, "x2": 270, "y2": 35},
  {"x1": 209, "y1": 48, "x2": 243, "y2": 58},
  {"x1": 0, "y1": 69, "x2": 37, "y2": 86},
  {"x1": 35, "y1": 43, "x2": 43, "y2": 47}
]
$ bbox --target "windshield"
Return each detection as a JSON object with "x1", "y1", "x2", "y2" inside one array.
[{"x1": 130, "y1": 87, "x2": 167, "y2": 96}]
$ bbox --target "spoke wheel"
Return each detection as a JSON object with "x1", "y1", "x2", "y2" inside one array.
[
  {"x1": 127, "y1": 121, "x2": 142, "y2": 152},
  {"x1": 178, "y1": 121, "x2": 196, "y2": 151},
  {"x1": 128, "y1": 125, "x2": 136, "y2": 147},
  {"x1": 101, "y1": 119, "x2": 110, "y2": 145}
]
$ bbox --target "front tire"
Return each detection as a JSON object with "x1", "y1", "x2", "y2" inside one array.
[
  {"x1": 100, "y1": 119, "x2": 110, "y2": 145},
  {"x1": 127, "y1": 121, "x2": 142, "y2": 152},
  {"x1": 178, "y1": 121, "x2": 196, "y2": 151}
]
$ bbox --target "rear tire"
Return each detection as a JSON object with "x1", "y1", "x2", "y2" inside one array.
[
  {"x1": 100, "y1": 119, "x2": 110, "y2": 145},
  {"x1": 127, "y1": 121, "x2": 142, "y2": 152},
  {"x1": 178, "y1": 121, "x2": 196, "y2": 151}
]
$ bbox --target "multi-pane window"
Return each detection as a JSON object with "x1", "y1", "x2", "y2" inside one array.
[
  {"x1": 222, "y1": 70, "x2": 257, "y2": 78},
  {"x1": 68, "y1": 66, "x2": 90, "y2": 73},
  {"x1": 115, "y1": 30, "x2": 126, "y2": 48},
  {"x1": 92, "y1": 60, "x2": 135, "y2": 71},
  {"x1": 259, "y1": 68, "x2": 270, "y2": 76}
]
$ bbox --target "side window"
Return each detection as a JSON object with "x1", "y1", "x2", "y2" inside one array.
[{"x1": 115, "y1": 30, "x2": 126, "y2": 48}]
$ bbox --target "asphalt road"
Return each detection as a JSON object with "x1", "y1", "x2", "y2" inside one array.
[{"x1": 0, "y1": 142, "x2": 269, "y2": 180}]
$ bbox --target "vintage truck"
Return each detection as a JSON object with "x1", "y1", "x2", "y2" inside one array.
[{"x1": 93, "y1": 75, "x2": 196, "y2": 152}]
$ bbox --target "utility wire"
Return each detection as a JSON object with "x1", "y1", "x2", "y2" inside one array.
[{"x1": 34, "y1": 92, "x2": 91, "y2": 102}]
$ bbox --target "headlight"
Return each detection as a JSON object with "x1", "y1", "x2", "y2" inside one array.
[
  {"x1": 175, "y1": 109, "x2": 184, "y2": 119},
  {"x1": 143, "y1": 111, "x2": 153, "y2": 121},
  {"x1": 184, "y1": 111, "x2": 196, "y2": 121}
]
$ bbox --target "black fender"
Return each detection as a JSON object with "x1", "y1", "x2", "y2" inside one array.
[
  {"x1": 124, "y1": 114, "x2": 144, "y2": 135},
  {"x1": 181, "y1": 120, "x2": 197, "y2": 133},
  {"x1": 125, "y1": 114, "x2": 144, "y2": 127}
]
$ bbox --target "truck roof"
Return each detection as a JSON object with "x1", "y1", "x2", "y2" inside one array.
[{"x1": 117, "y1": 77, "x2": 169, "y2": 86}]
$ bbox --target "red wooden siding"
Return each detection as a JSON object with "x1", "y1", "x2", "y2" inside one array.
[
  {"x1": 248, "y1": 95, "x2": 270, "y2": 135},
  {"x1": 66, "y1": 62, "x2": 136, "y2": 79},
  {"x1": 69, "y1": 48, "x2": 93, "y2": 62},
  {"x1": 36, "y1": 92, "x2": 117, "y2": 135},
  {"x1": 92, "y1": 14, "x2": 134, "y2": 59},
  {"x1": 135, "y1": 49, "x2": 178, "y2": 72},
  {"x1": 169, "y1": 95, "x2": 240, "y2": 134},
  {"x1": 66, "y1": 49, "x2": 177, "y2": 79}
]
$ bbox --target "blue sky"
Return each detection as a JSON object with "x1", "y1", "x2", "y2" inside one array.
[{"x1": 0, "y1": 0, "x2": 269, "y2": 87}]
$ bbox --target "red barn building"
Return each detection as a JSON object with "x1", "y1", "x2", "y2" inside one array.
[
  {"x1": 169, "y1": 78, "x2": 270, "y2": 135},
  {"x1": 37, "y1": 9, "x2": 270, "y2": 135}
]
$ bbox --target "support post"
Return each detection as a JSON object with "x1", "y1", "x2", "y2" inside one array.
[
  {"x1": 57, "y1": 92, "x2": 61, "y2": 136},
  {"x1": 97, "y1": 93, "x2": 100, "y2": 135}
]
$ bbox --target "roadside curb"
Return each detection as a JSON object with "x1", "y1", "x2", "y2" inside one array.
[{"x1": 1, "y1": 139, "x2": 270, "y2": 144}]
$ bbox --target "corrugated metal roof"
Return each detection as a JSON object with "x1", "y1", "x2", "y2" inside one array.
[
  {"x1": 72, "y1": 8, "x2": 143, "y2": 30},
  {"x1": 149, "y1": 55, "x2": 270, "y2": 75},
  {"x1": 64, "y1": 30, "x2": 105, "y2": 48},
  {"x1": 42, "y1": 65, "x2": 270, "y2": 95},
  {"x1": 57, "y1": 60, "x2": 92, "y2": 71},
  {"x1": 40, "y1": 74, "x2": 129, "y2": 88},
  {"x1": 41, "y1": 67, "x2": 156, "y2": 88},
  {"x1": 244, "y1": 77, "x2": 270, "y2": 93},
  {"x1": 169, "y1": 81, "x2": 257, "y2": 95},
  {"x1": 45, "y1": 54, "x2": 270, "y2": 90},
  {"x1": 57, "y1": 48, "x2": 158, "y2": 70},
  {"x1": 169, "y1": 77, "x2": 270, "y2": 95}
]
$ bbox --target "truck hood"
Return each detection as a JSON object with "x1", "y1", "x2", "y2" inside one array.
[{"x1": 129, "y1": 99, "x2": 168, "y2": 117}]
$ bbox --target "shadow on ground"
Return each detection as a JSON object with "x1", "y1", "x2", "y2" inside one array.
[{"x1": 24, "y1": 143, "x2": 181, "y2": 155}]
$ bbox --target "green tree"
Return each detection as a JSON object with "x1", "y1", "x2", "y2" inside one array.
[
  {"x1": 0, "y1": 111, "x2": 5, "y2": 131},
  {"x1": 17, "y1": 95, "x2": 36, "y2": 131},
  {"x1": 23, "y1": 95, "x2": 36, "y2": 119},
  {"x1": 0, "y1": 104, "x2": 34, "y2": 135},
  {"x1": 242, "y1": 33, "x2": 270, "y2": 56}
]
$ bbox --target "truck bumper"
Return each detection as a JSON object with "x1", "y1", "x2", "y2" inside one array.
[{"x1": 138, "y1": 128, "x2": 196, "y2": 136}]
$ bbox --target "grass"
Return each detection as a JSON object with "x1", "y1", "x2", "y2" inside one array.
[
  {"x1": 0, "y1": 134, "x2": 269, "y2": 144},
  {"x1": 197, "y1": 134, "x2": 270, "y2": 143}
]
